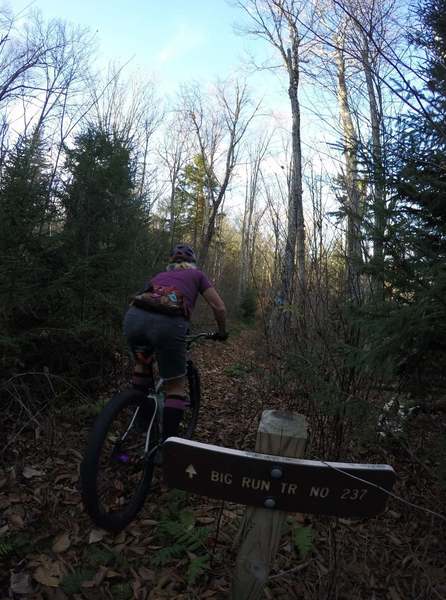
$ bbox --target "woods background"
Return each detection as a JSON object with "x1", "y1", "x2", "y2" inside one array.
[
  {"x1": 2, "y1": 0, "x2": 445, "y2": 418},
  {"x1": 1, "y1": 0, "x2": 446, "y2": 597}
]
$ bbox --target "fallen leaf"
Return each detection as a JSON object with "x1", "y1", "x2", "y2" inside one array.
[
  {"x1": 67, "y1": 448, "x2": 83, "y2": 460},
  {"x1": 8, "y1": 513, "x2": 24, "y2": 528},
  {"x1": 10, "y1": 572, "x2": 34, "y2": 594},
  {"x1": 388, "y1": 533, "x2": 402, "y2": 546},
  {"x1": 94, "y1": 566, "x2": 108, "y2": 586},
  {"x1": 138, "y1": 566, "x2": 155, "y2": 581},
  {"x1": 52, "y1": 532, "x2": 71, "y2": 554},
  {"x1": 106, "y1": 569, "x2": 121, "y2": 578},
  {"x1": 23, "y1": 466, "x2": 45, "y2": 479},
  {"x1": 128, "y1": 528, "x2": 141, "y2": 538},
  {"x1": 389, "y1": 587, "x2": 403, "y2": 600},
  {"x1": 43, "y1": 588, "x2": 69, "y2": 600},
  {"x1": 33, "y1": 561, "x2": 63, "y2": 587},
  {"x1": 128, "y1": 546, "x2": 145, "y2": 555},
  {"x1": 114, "y1": 531, "x2": 126, "y2": 544},
  {"x1": 88, "y1": 529, "x2": 105, "y2": 544},
  {"x1": 0, "y1": 497, "x2": 10, "y2": 510},
  {"x1": 196, "y1": 517, "x2": 215, "y2": 524},
  {"x1": 140, "y1": 519, "x2": 158, "y2": 526}
]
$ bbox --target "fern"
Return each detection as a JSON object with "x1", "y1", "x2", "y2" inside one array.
[
  {"x1": 0, "y1": 540, "x2": 15, "y2": 560},
  {"x1": 61, "y1": 569, "x2": 95, "y2": 594},
  {"x1": 110, "y1": 582, "x2": 133, "y2": 600},
  {"x1": 85, "y1": 545, "x2": 116, "y2": 567},
  {"x1": 0, "y1": 532, "x2": 34, "y2": 560},
  {"x1": 161, "y1": 489, "x2": 189, "y2": 517},
  {"x1": 154, "y1": 523, "x2": 209, "y2": 566},
  {"x1": 153, "y1": 508, "x2": 210, "y2": 584},
  {"x1": 292, "y1": 525, "x2": 314, "y2": 559},
  {"x1": 153, "y1": 543, "x2": 186, "y2": 566},
  {"x1": 187, "y1": 555, "x2": 209, "y2": 585}
]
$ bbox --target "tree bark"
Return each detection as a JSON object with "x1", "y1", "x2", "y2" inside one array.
[
  {"x1": 361, "y1": 35, "x2": 386, "y2": 298},
  {"x1": 335, "y1": 34, "x2": 363, "y2": 302}
]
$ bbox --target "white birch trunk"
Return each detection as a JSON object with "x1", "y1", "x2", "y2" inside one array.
[{"x1": 336, "y1": 35, "x2": 363, "y2": 301}]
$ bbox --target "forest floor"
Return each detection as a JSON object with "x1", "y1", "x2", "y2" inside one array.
[{"x1": 1, "y1": 326, "x2": 446, "y2": 600}]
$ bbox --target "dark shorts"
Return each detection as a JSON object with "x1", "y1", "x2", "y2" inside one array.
[{"x1": 123, "y1": 306, "x2": 189, "y2": 380}]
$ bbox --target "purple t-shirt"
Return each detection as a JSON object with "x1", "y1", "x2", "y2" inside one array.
[{"x1": 149, "y1": 268, "x2": 213, "y2": 315}]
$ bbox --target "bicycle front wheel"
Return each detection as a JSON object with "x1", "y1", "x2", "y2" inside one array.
[{"x1": 80, "y1": 389, "x2": 159, "y2": 532}]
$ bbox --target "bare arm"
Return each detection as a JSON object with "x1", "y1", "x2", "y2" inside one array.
[{"x1": 202, "y1": 287, "x2": 227, "y2": 335}]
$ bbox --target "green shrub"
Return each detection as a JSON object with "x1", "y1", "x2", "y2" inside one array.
[{"x1": 239, "y1": 287, "x2": 257, "y2": 322}]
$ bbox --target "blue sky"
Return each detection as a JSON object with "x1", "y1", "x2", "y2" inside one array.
[
  {"x1": 14, "y1": 0, "x2": 258, "y2": 93},
  {"x1": 11, "y1": 0, "x2": 337, "y2": 143},
  {"x1": 11, "y1": 0, "x2": 342, "y2": 218}
]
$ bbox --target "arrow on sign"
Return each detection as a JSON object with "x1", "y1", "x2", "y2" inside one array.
[{"x1": 185, "y1": 465, "x2": 197, "y2": 479}]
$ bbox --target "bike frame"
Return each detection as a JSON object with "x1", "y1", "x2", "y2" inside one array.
[{"x1": 132, "y1": 332, "x2": 213, "y2": 460}]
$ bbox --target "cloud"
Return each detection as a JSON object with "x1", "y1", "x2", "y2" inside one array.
[{"x1": 157, "y1": 23, "x2": 205, "y2": 64}]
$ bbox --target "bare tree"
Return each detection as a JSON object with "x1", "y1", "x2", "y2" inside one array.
[
  {"x1": 238, "y1": 135, "x2": 271, "y2": 303},
  {"x1": 88, "y1": 65, "x2": 162, "y2": 212},
  {"x1": 324, "y1": 0, "x2": 402, "y2": 297},
  {"x1": 158, "y1": 118, "x2": 192, "y2": 246},
  {"x1": 335, "y1": 26, "x2": 363, "y2": 300},
  {"x1": 236, "y1": 0, "x2": 320, "y2": 326},
  {"x1": 21, "y1": 17, "x2": 93, "y2": 137},
  {"x1": 180, "y1": 80, "x2": 259, "y2": 268},
  {"x1": 0, "y1": 9, "x2": 49, "y2": 106}
]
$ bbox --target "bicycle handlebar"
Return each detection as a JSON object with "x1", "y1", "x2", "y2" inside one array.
[{"x1": 186, "y1": 332, "x2": 217, "y2": 345}]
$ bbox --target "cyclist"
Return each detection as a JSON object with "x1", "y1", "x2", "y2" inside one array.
[{"x1": 123, "y1": 243, "x2": 228, "y2": 439}]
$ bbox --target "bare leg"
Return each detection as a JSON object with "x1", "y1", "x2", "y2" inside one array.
[
  {"x1": 163, "y1": 375, "x2": 187, "y2": 439},
  {"x1": 131, "y1": 355, "x2": 154, "y2": 391},
  {"x1": 164, "y1": 376, "x2": 186, "y2": 397}
]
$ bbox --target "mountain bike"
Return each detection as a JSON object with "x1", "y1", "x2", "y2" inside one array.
[{"x1": 80, "y1": 332, "x2": 216, "y2": 532}]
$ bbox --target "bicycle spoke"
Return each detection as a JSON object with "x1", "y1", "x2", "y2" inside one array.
[{"x1": 95, "y1": 404, "x2": 152, "y2": 514}]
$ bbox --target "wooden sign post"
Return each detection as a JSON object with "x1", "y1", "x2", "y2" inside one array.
[
  {"x1": 231, "y1": 410, "x2": 307, "y2": 600},
  {"x1": 163, "y1": 411, "x2": 396, "y2": 600}
]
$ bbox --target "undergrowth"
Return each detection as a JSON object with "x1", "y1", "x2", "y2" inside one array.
[{"x1": 153, "y1": 490, "x2": 211, "y2": 585}]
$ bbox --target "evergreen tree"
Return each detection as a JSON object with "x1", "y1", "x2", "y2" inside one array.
[
  {"x1": 358, "y1": 0, "x2": 446, "y2": 385},
  {"x1": 0, "y1": 133, "x2": 55, "y2": 328},
  {"x1": 61, "y1": 126, "x2": 150, "y2": 324},
  {"x1": 175, "y1": 155, "x2": 218, "y2": 252}
]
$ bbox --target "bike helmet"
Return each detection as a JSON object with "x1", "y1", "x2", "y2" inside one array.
[{"x1": 170, "y1": 243, "x2": 197, "y2": 263}]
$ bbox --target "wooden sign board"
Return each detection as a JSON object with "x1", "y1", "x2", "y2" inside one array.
[{"x1": 163, "y1": 438, "x2": 396, "y2": 518}]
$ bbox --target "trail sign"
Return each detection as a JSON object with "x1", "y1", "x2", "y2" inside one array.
[{"x1": 163, "y1": 438, "x2": 396, "y2": 518}]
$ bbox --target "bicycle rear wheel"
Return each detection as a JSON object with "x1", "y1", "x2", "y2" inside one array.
[
  {"x1": 80, "y1": 389, "x2": 159, "y2": 531},
  {"x1": 177, "y1": 361, "x2": 201, "y2": 439}
]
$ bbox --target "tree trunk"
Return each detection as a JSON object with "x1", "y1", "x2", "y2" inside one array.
[
  {"x1": 336, "y1": 36, "x2": 363, "y2": 302},
  {"x1": 274, "y1": 30, "x2": 305, "y2": 332},
  {"x1": 361, "y1": 35, "x2": 386, "y2": 299}
]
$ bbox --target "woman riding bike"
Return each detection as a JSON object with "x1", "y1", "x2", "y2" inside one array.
[{"x1": 123, "y1": 243, "x2": 227, "y2": 440}]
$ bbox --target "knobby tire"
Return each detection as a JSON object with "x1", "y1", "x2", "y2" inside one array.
[
  {"x1": 81, "y1": 363, "x2": 201, "y2": 531},
  {"x1": 80, "y1": 389, "x2": 157, "y2": 532}
]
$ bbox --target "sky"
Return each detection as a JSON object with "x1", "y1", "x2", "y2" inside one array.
[
  {"x1": 9, "y1": 0, "x2": 342, "y2": 220},
  {"x1": 10, "y1": 0, "x2": 340, "y2": 152},
  {"x1": 13, "y1": 0, "x2": 264, "y2": 95}
]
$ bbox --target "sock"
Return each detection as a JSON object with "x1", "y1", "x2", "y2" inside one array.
[
  {"x1": 131, "y1": 371, "x2": 154, "y2": 393},
  {"x1": 163, "y1": 395, "x2": 187, "y2": 439}
]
